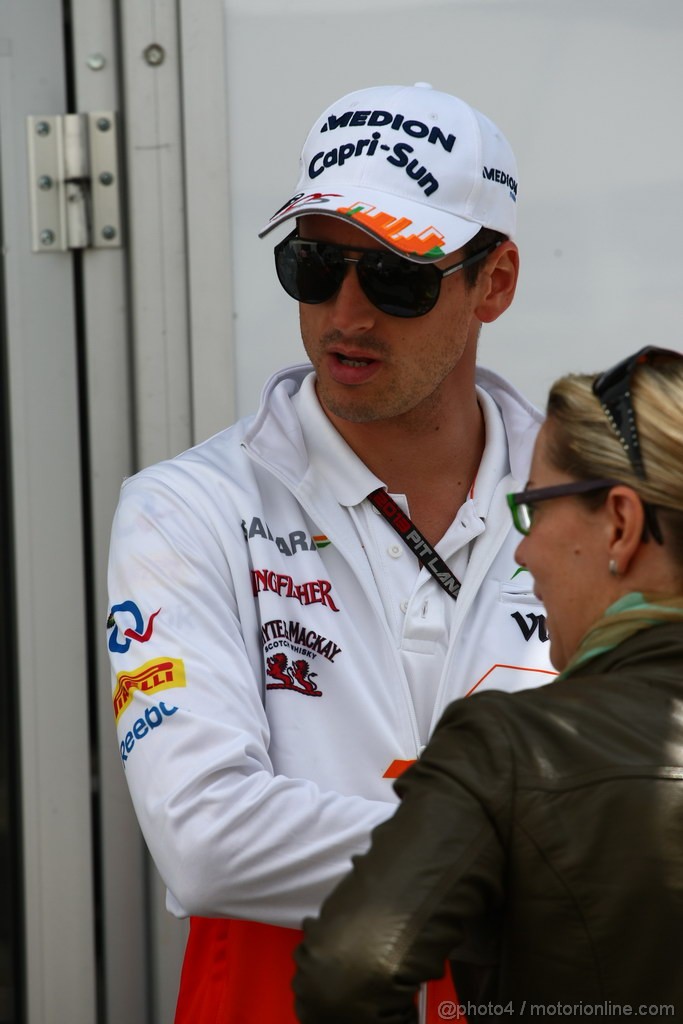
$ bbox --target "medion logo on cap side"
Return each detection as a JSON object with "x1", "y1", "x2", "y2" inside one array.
[{"x1": 483, "y1": 166, "x2": 518, "y2": 201}]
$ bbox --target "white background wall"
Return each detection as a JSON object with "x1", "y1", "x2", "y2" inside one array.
[{"x1": 223, "y1": 0, "x2": 683, "y2": 416}]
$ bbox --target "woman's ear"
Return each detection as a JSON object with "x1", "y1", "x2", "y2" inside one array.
[
  {"x1": 604, "y1": 486, "x2": 646, "y2": 575},
  {"x1": 473, "y1": 241, "x2": 520, "y2": 324}
]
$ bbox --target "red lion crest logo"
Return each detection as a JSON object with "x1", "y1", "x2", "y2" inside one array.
[{"x1": 266, "y1": 653, "x2": 322, "y2": 696}]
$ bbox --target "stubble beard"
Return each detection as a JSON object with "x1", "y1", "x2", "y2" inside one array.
[{"x1": 313, "y1": 355, "x2": 459, "y2": 431}]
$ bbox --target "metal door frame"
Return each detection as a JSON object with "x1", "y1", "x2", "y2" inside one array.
[
  {"x1": 2, "y1": 0, "x2": 236, "y2": 1018},
  {"x1": 1, "y1": 1, "x2": 97, "y2": 1020}
]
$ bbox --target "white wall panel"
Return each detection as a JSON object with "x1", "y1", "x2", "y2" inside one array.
[
  {"x1": 180, "y1": 0, "x2": 236, "y2": 443},
  {"x1": 119, "y1": 0, "x2": 193, "y2": 470}
]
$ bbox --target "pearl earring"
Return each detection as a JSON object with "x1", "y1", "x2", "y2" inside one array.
[{"x1": 609, "y1": 559, "x2": 619, "y2": 576}]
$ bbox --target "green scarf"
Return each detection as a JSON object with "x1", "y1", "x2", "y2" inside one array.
[{"x1": 559, "y1": 591, "x2": 683, "y2": 681}]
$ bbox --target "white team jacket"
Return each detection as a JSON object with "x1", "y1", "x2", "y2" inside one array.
[{"x1": 107, "y1": 363, "x2": 555, "y2": 929}]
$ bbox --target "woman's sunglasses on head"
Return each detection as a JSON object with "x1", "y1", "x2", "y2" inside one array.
[
  {"x1": 274, "y1": 229, "x2": 501, "y2": 319},
  {"x1": 507, "y1": 345, "x2": 683, "y2": 542},
  {"x1": 591, "y1": 345, "x2": 681, "y2": 481}
]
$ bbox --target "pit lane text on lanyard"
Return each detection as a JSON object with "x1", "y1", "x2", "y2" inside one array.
[{"x1": 367, "y1": 488, "x2": 462, "y2": 601}]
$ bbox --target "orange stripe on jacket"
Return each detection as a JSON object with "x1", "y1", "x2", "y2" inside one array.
[{"x1": 175, "y1": 918, "x2": 465, "y2": 1023}]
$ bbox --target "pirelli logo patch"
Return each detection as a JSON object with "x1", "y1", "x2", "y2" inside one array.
[{"x1": 113, "y1": 657, "x2": 186, "y2": 721}]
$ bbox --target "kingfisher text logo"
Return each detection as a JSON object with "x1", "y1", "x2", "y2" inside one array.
[
  {"x1": 251, "y1": 569, "x2": 340, "y2": 611},
  {"x1": 108, "y1": 600, "x2": 161, "y2": 653},
  {"x1": 113, "y1": 657, "x2": 186, "y2": 721}
]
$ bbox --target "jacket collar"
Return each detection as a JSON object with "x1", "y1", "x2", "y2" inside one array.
[{"x1": 243, "y1": 362, "x2": 543, "y2": 497}]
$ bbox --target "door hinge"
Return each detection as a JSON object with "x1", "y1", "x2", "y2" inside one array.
[{"x1": 27, "y1": 112, "x2": 122, "y2": 252}]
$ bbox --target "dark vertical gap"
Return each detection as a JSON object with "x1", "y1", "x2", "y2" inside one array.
[
  {"x1": 111, "y1": 16, "x2": 157, "y2": 1020},
  {"x1": 175, "y1": 1, "x2": 196, "y2": 449},
  {"x1": 0, "y1": 134, "x2": 26, "y2": 1024},
  {"x1": 108, "y1": 3, "x2": 156, "y2": 1014},
  {"x1": 61, "y1": 3, "x2": 106, "y2": 1021}
]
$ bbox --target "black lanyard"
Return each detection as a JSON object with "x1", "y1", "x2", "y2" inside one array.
[{"x1": 367, "y1": 488, "x2": 462, "y2": 601}]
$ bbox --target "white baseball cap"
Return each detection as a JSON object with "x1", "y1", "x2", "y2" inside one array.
[{"x1": 258, "y1": 83, "x2": 518, "y2": 263}]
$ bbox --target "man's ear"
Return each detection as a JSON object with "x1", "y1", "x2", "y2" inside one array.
[
  {"x1": 473, "y1": 241, "x2": 520, "y2": 324},
  {"x1": 604, "y1": 486, "x2": 646, "y2": 573}
]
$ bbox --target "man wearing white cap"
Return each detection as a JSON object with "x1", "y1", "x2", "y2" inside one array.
[{"x1": 107, "y1": 83, "x2": 553, "y2": 1024}]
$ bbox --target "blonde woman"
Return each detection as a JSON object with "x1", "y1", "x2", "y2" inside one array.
[{"x1": 293, "y1": 346, "x2": 683, "y2": 1022}]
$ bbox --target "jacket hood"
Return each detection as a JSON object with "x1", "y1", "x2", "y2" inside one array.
[{"x1": 475, "y1": 365, "x2": 544, "y2": 484}]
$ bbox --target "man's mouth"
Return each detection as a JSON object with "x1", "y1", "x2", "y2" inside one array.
[
  {"x1": 336, "y1": 354, "x2": 373, "y2": 367},
  {"x1": 325, "y1": 349, "x2": 382, "y2": 386}
]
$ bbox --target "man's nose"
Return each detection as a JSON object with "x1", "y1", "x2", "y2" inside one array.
[{"x1": 326, "y1": 263, "x2": 377, "y2": 333}]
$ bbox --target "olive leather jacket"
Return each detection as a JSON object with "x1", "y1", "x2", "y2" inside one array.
[{"x1": 293, "y1": 623, "x2": 683, "y2": 1023}]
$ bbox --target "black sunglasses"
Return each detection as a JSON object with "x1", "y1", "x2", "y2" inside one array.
[
  {"x1": 507, "y1": 479, "x2": 621, "y2": 536},
  {"x1": 592, "y1": 345, "x2": 682, "y2": 544},
  {"x1": 592, "y1": 345, "x2": 682, "y2": 480},
  {"x1": 274, "y1": 229, "x2": 501, "y2": 319}
]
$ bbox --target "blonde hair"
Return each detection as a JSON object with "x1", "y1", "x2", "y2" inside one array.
[{"x1": 546, "y1": 357, "x2": 683, "y2": 563}]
